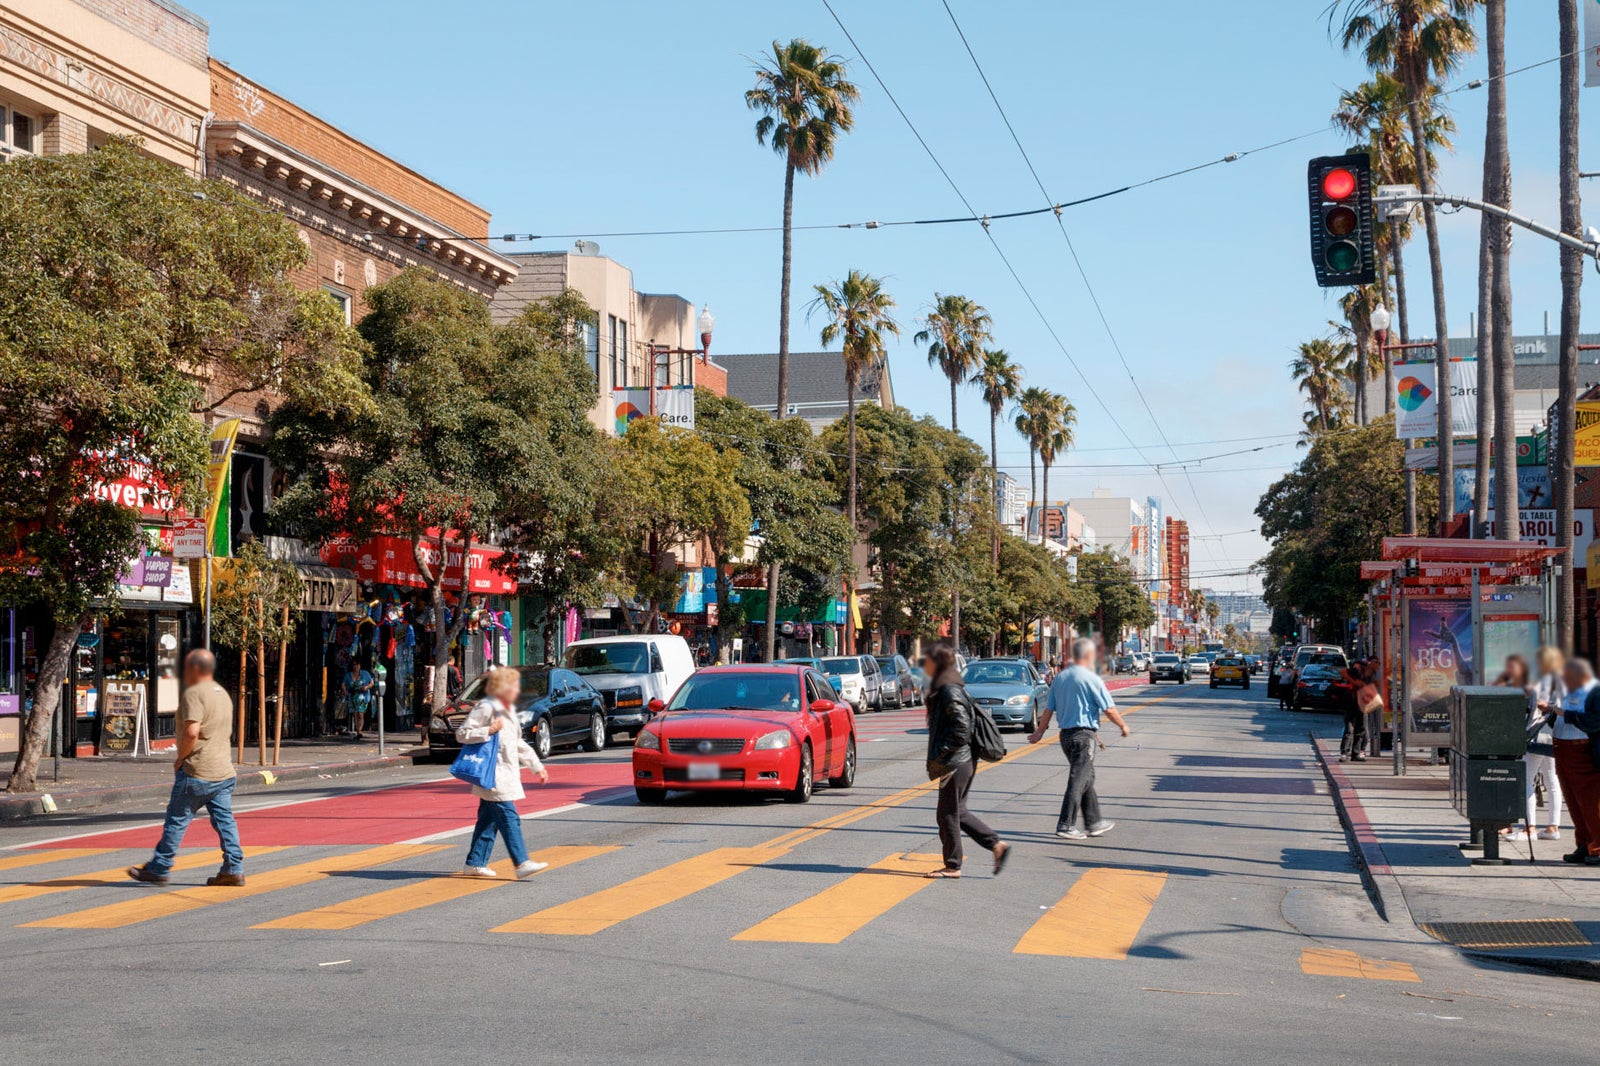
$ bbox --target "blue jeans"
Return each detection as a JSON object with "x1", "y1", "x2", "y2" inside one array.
[
  {"x1": 465, "y1": 799, "x2": 528, "y2": 867},
  {"x1": 145, "y1": 771, "x2": 244, "y2": 876}
]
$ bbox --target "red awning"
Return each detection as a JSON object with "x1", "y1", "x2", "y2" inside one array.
[
  {"x1": 321, "y1": 535, "x2": 516, "y2": 595},
  {"x1": 1360, "y1": 560, "x2": 1403, "y2": 581},
  {"x1": 1379, "y1": 536, "x2": 1564, "y2": 566}
]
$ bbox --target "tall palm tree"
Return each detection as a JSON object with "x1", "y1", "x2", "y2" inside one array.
[
  {"x1": 747, "y1": 39, "x2": 858, "y2": 662},
  {"x1": 810, "y1": 270, "x2": 899, "y2": 654},
  {"x1": 1035, "y1": 393, "x2": 1076, "y2": 555},
  {"x1": 914, "y1": 293, "x2": 992, "y2": 432},
  {"x1": 1331, "y1": 1, "x2": 1478, "y2": 530},
  {"x1": 1013, "y1": 387, "x2": 1055, "y2": 544},
  {"x1": 1333, "y1": 286, "x2": 1384, "y2": 425},
  {"x1": 1483, "y1": 0, "x2": 1516, "y2": 542},
  {"x1": 1556, "y1": 0, "x2": 1582, "y2": 646},
  {"x1": 1292, "y1": 337, "x2": 1350, "y2": 435},
  {"x1": 974, "y1": 348, "x2": 1022, "y2": 561}
]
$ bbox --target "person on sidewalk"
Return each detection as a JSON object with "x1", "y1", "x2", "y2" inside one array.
[
  {"x1": 345, "y1": 661, "x2": 374, "y2": 741},
  {"x1": 128, "y1": 650, "x2": 246, "y2": 887},
  {"x1": 1553, "y1": 659, "x2": 1600, "y2": 866},
  {"x1": 1338, "y1": 659, "x2": 1373, "y2": 763},
  {"x1": 1500, "y1": 651, "x2": 1563, "y2": 843},
  {"x1": 922, "y1": 642, "x2": 1011, "y2": 879},
  {"x1": 455, "y1": 667, "x2": 549, "y2": 879},
  {"x1": 1029, "y1": 638, "x2": 1131, "y2": 840}
]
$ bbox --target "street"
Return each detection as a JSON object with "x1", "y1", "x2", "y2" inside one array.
[{"x1": 3, "y1": 682, "x2": 1595, "y2": 1066}]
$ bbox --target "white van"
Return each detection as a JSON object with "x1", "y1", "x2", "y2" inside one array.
[{"x1": 562, "y1": 634, "x2": 697, "y2": 742}]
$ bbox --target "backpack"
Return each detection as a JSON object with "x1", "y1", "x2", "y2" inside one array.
[{"x1": 968, "y1": 693, "x2": 1008, "y2": 763}]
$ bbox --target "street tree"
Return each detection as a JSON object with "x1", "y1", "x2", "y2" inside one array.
[
  {"x1": 915, "y1": 294, "x2": 992, "y2": 433},
  {"x1": 1013, "y1": 386, "x2": 1055, "y2": 544},
  {"x1": 209, "y1": 540, "x2": 303, "y2": 766},
  {"x1": 1071, "y1": 549, "x2": 1156, "y2": 646},
  {"x1": 1556, "y1": 0, "x2": 1583, "y2": 647},
  {"x1": 0, "y1": 141, "x2": 363, "y2": 793},
  {"x1": 974, "y1": 349, "x2": 1023, "y2": 562},
  {"x1": 1482, "y1": 0, "x2": 1516, "y2": 542},
  {"x1": 1035, "y1": 392, "x2": 1076, "y2": 546},
  {"x1": 1291, "y1": 337, "x2": 1351, "y2": 436}
]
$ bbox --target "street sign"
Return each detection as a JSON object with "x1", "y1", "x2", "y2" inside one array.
[{"x1": 172, "y1": 517, "x2": 206, "y2": 559}]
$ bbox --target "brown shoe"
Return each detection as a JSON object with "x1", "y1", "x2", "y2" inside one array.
[
  {"x1": 127, "y1": 865, "x2": 169, "y2": 885},
  {"x1": 205, "y1": 872, "x2": 246, "y2": 887}
]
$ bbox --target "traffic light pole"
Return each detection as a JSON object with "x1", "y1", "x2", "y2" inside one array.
[{"x1": 1381, "y1": 189, "x2": 1600, "y2": 259}]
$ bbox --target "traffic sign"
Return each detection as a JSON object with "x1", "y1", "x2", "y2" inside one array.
[{"x1": 171, "y1": 517, "x2": 206, "y2": 559}]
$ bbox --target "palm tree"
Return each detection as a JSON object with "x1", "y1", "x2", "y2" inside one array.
[
  {"x1": 974, "y1": 348, "x2": 1022, "y2": 560},
  {"x1": 1333, "y1": 287, "x2": 1384, "y2": 425},
  {"x1": 810, "y1": 270, "x2": 900, "y2": 654},
  {"x1": 1484, "y1": 0, "x2": 1516, "y2": 541},
  {"x1": 914, "y1": 293, "x2": 992, "y2": 432},
  {"x1": 1013, "y1": 387, "x2": 1055, "y2": 543},
  {"x1": 1035, "y1": 393, "x2": 1076, "y2": 554},
  {"x1": 1330, "y1": 0, "x2": 1480, "y2": 529},
  {"x1": 1557, "y1": 0, "x2": 1582, "y2": 646},
  {"x1": 1292, "y1": 338, "x2": 1350, "y2": 435}
]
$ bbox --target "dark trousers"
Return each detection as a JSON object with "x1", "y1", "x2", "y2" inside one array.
[
  {"x1": 1057, "y1": 728, "x2": 1103, "y2": 830},
  {"x1": 464, "y1": 798, "x2": 529, "y2": 867},
  {"x1": 1340, "y1": 703, "x2": 1369, "y2": 759},
  {"x1": 936, "y1": 759, "x2": 999, "y2": 870},
  {"x1": 1555, "y1": 739, "x2": 1600, "y2": 857}
]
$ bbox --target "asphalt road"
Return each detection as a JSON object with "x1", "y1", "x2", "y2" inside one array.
[{"x1": 2, "y1": 679, "x2": 1595, "y2": 1065}]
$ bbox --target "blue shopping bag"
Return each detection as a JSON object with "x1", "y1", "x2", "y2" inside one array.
[{"x1": 449, "y1": 731, "x2": 500, "y2": 790}]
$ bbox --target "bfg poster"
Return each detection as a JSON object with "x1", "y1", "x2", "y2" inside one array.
[{"x1": 1405, "y1": 598, "x2": 1472, "y2": 738}]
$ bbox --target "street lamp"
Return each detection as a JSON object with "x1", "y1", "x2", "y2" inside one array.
[
  {"x1": 1369, "y1": 304, "x2": 1391, "y2": 339},
  {"x1": 647, "y1": 305, "x2": 716, "y2": 416},
  {"x1": 698, "y1": 306, "x2": 715, "y2": 357}
]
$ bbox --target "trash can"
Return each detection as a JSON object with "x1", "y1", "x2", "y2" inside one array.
[{"x1": 1447, "y1": 685, "x2": 1527, "y2": 865}]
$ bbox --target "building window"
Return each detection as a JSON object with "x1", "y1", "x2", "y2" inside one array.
[
  {"x1": 617, "y1": 319, "x2": 629, "y2": 388},
  {"x1": 581, "y1": 318, "x2": 599, "y2": 388},
  {"x1": 322, "y1": 287, "x2": 351, "y2": 324},
  {"x1": 608, "y1": 315, "x2": 620, "y2": 389},
  {"x1": 0, "y1": 106, "x2": 36, "y2": 155}
]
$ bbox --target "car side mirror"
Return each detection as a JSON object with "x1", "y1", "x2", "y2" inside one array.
[
  {"x1": 647, "y1": 698, "x2": 665, "y2": 714},
  {"x1": 809, "y1": 699, "x2": 836, "y2": 715}
]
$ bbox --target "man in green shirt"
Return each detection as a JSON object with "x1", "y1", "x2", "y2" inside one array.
[{"x1": 129, "y1": 649, "x2": 247, "y2": 887}]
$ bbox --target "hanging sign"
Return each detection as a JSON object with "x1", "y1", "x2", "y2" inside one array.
[
  {"x1": 206, "y1": 420, "x2": 241, "y2": 557},
  {"x1": 656, "y1": 387, "x2": 695, "y2": 431},
  {"x1": 1394, "y1": 359, "x2": 1477, "y2": 440},
  {"x1": 609, "y1": 388, "x2": 695, "y2": 434}
]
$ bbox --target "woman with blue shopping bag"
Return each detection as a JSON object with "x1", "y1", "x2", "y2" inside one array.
[{"x1": 452, "y1": 667, "x2": 549, "y2": 878}]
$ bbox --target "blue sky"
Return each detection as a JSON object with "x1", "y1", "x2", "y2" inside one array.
[{"x1": 204, "y1": 0, "x2": 1599, "y2": 593}]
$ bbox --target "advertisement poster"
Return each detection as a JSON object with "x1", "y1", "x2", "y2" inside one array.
[
  {"x1": 1480, "y1": 587, "x2": 1543, "y2": 684},
  {"x1": 1451, "y1": 466, "x2": 1551, "y2": 514},
  {"x1": 1574, "y1": 400, "x2": 1600, "y2": 466},
  {"x1": 610, "y1": 387, "x2": 696, "y2": 434},
  {"x1": 1394, "y1": 359, "x2": 1477, "y2": 440},
  {"x1": 1405, "y1": 598, "x2": 1472, "y2": 740}
]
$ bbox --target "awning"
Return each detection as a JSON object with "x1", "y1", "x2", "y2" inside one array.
[{"x1": 320, "y1": 534, "x2": 517, "y2": 595}]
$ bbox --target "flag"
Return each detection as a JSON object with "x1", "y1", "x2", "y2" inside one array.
[{"x1": 205, "y1": 419, "x2": 240, "y2": 556}]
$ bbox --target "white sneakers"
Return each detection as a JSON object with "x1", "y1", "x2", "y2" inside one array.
[
  {"x1": 461, "y1": 860, "x2": 549, "y2": 878},
  {"x1": 1538, "y1": 828, "x2": 1563, "y2": 841},
  {"x1": 515, "y1": 860, "x2": 549, "y2": 879},
  {"x1": 461, "y1": 865, "x2": 497, "y2": 878}
]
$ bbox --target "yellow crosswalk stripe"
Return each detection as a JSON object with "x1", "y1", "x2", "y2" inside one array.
[
  {"x1": 252, "y1": 845, "x2": 620, "y2": 931},
  {"x1": 1014, "y1": 868, "x2": 1167, "y2": 960},
  {"x1": 493, "y1": 846, "x2": 787, "y2": 936},
  {"x1": 732, "y1": 852, "x2": 945, "y2": 944},
  {"x1": 0, "y1": 847, "x2": 284, "y2": 906},
  {"x1": 20, "y1": 844, "x2": 443, "y2": 929},
  {"x1": 0, "y1": 848, "x2": 113, "y2": 873},
  {"x1": 1299, "y1": 947, "x2": 1420, "y2": 982}
]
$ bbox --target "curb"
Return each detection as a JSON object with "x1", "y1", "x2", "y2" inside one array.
[
  {"x1": 0, "y1": 750, "x2": 425, "y2": 822},
  {"x1": 1309, "y1": 735, "x2": 1410, "y2": 925}
]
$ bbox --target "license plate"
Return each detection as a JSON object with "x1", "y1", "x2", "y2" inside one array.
[{"x1": 687, "y1": 762, "x2": 720, "y2": 781}]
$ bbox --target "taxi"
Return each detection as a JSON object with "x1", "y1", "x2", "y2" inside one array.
[{"x1": 1209, "y1": 655, "x2": 1251, "y2": 690}]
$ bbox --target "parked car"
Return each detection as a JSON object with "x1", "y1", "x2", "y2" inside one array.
[
  {"x1": 817, "y1": 654, "x2": 884, "y2": 713},
  {"x1": 1187, "y1": 654, "x2": 1212, "y2": 677},
  {"x1": 1209, "y1": 655, "x2": 1250, "y2": 690},
  {"x1": 428, "y1": 665, "x2": 607, "y2": 760},
  {"x1": 562, "y1": 634, "x2": 697, "y2": 742},
  {"x1": 1130, "y1": 652, "x2": 1150, "y2": 672},
  {"x1": 962, "y1": 658, "x2": 1047, "y2": 732},
  {"x1": 1113, "y1": 654, "x2": 1135, "y2": 674},
  {"x1": 1293, "y1": 660, "x2": 1354, "y2": 712},
  {"x1": 631, "y1": 663, "x2": 856, "y2": 804},
  {"x1": 1148, "y1": 653, "x2": 1190, "y2": 684},
  {"x1": 874, "y1": 654, "x2": 920, "y2": 708},
  {"x1": 915, "y1": 652, "x2": 968, "y2": 699}
]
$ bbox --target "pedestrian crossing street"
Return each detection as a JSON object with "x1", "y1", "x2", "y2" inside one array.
[{"x1": 0, "y1": 841, "x2": 1419, "y2": 981}]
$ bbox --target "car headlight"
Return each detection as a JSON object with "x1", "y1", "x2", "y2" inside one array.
[
  {"x1": 429, "y1": 715, "x2": 449, "y2": 732},
  {"x1": 753, "y1": 730, "x2": 792, "y2": 750},
  {"x1": 1005, "y1": 694, "x2": 1031, "y2": 705},
  {"x1": 614, "y1": 685, "x2": 643, "y2": 709},
  {"x1": 516, "y1": 710, "x2": 534, "y2": 726},
  {"x1": 635, "y1": 729, "x2": 661, "y2": 751}
]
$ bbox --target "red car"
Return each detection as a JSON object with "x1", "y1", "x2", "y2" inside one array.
[{"x1": 631, "y1": 664, "x2": 857, "y2": 804}]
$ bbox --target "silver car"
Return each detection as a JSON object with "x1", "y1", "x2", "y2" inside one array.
[{"x1": 962, "y1": 659, "x2": 1047, "y2": 732}]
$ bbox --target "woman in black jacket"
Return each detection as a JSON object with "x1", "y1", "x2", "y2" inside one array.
[{"x1": 922, "y1": 643, "x2": 1011, "y2": 879}]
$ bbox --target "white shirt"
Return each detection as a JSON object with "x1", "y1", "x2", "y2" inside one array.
[{"x1": 1555, "y1": 681, "x2": 1595, "y2": 742}]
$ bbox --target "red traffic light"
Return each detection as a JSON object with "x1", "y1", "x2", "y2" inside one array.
[{"x1": 1322, "y1": 168, "x2": 1357, "y2": 201}]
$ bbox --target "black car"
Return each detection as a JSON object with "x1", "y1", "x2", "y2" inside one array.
[
  {"x1": 874, "y1": 654, "x2": 920, "y2": 708},
  {"x1": 1293, "y1": 662, "x2": 1354, "y2": 712},
  {"x1": 428, "y1": 665, "x2": 609, "y2": 760}
]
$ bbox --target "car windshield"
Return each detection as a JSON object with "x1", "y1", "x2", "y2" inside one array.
[
  {"x1": 1309, "y1": 654, "x2": 1348, "y2": 668},
  {"x1": 666, "y1": 672, "x2": 803, "y2": 712},
  {"x1": 874, "y1": 657, "x2": 897, "y2": 671},
  {"x1": 819, "y1": 658, "x2": 861, "y2": 675},
  {"x1": 457, "y1": 668, "x2": 550, "y2": 704},
  {"x1": 964, "y1": 662, "x2": 1031, "y2": 685},
  {"x1": 1154, "y1": 655, "x2": 1179, "y2": 664},
  {"x1": 1216, "y1": 659, "x2": 1240, "y2": 667},
  {"x1": 1302, "y1": 664, "x2": 1342, "y2": 679},
  {"x1": 564, "y1": 642, "x2": 649, "y2": 676}
]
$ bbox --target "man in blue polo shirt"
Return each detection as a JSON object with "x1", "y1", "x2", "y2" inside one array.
[{"x1": 1030, "y1": 638, "x2": 1131, "y2": 840}]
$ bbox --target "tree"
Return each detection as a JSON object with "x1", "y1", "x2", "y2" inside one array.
[
  {"x1": 1556, "y1": 0, "x2": 1582, "y2": 647},
  {"x1": 974, "y1": 348, "x2": 1023, "y2": 562},
  {"x1": 1013, "y1": 386, "x2": 1054, "y2": 543},
  {"x1": 1257, "y1": 416, "x2": 1437, "y2": 637},
  {"x1": 270, "y1": 269, "x2": 539, "y2": 715},
  {"x1": 809, "y1": 269, "x2": 900, "y2": 653},
  {"x1": 1483, "y1": 0, "x2": 1516, "y2": 542},
  {"x1": 0, "y1": 142, "x2": 363, "y2": 793},
  {"x1": 1071, "y1": 549, "x2": 1156, "y2": 644},
  {"x1": 1291, "y1": 337, "x2": 1351, "y2": 435},
  {"x1": 1270, "y1": 607, "x2": 1300, "y2": 642},
  {"x1": 915, "y1": 294, "x2": 992, "y2": 432},
  {"x1": 1036, "y1": 393, "x2": 1076, "y2": 553},
  {"x1": 210, "y1": 540, "x2": 303, "y2": 766},
  {"x1": 1334, "y1": 288, "x2": 1384, "y2": 425},
  {"x1": 1331, "y1": 0, "x2": 1480, "y2": 530}
]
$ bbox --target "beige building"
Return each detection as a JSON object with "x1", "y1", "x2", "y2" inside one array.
[{"x1": 0, "y1": 0, "x2": 210, "y2": 167}]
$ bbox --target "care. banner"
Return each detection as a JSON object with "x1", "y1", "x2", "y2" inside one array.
[
  {"x1": 610, "y1": 387, "x2": 696, "y2": 434},
  {"x1": 1405, "y1": 598, "x2": 1473, "y2": 739},
  {"x1": 1394, "y1": 358, "x2": 1477, "y2": 440}
]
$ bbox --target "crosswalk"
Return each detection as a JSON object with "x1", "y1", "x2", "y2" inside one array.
[{"x1": 0, "y1": 841, "x2": 1422, "y2": 980}]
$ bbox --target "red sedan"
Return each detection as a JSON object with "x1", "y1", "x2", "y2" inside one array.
[{"x1": 631, "y1": 663, "x2": 857, "y2": 804}]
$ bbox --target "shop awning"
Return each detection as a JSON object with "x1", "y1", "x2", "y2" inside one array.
[{"x1": 320, "y1": 534, "x2": 517, "y2": 595}]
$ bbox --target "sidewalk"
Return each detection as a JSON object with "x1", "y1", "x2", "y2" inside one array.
[
  {"x1": 1314, "y1": 737, "x2": 1600, "y2": 980},
  {"x1": 0, "y1": 736, "x2": 428, "y2": 823}
]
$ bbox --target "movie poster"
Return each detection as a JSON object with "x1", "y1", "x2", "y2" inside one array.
[{"x1": 1405, "y1": 598, "x2": 1473, "y2": 738}]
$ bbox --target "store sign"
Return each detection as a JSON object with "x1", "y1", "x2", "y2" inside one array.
[
  {"x1": 1515, "y1": 509, "x2": 1595, "y2": 559},
  {"x1": 99, "y1": 688, "x2": 147, "y2": 755},
  {"x1": 1452, "y1": 466, "x2": 1552, "y2": 514},
  {"x1": 1574, "y1": 401, "x2": 1600, "y2": 467},
  {"x1": 90, "y1": 455, "x2": 184, "y2": 518},
  {"x1": 321, "y1": 535, "x2": 516, "y2": 595},
  {"x1": 298, "y1": 569, "x2": 359, "y2": 612}
]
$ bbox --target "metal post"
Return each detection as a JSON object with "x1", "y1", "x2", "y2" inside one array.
[
  {"x1": 202, "y1": 551, "x2": 212, "y2": 650},
  {"x1": 1471, "y1": 567, "x2": 1484, "y2": 686}
]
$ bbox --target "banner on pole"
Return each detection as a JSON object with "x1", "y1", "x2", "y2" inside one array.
[
  {"x1": 205, "y1": 419, "x2": 240, "y2": 557},
  {"x1": 1394, "y1": 358, "x2": 1477, "y2": 440},
  {"x1": 610, "y1": 387, "x2": 695, "y2": 434}
]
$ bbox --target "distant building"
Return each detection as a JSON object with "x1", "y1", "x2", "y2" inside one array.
[
  {"x1": 720, "y1": 351, "x2": 896, "y2": 432},
  {"x1": 996, "y1": 471, "x2": 1028, "y2": 534}
]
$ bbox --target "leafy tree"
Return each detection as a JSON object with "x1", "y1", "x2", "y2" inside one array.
[
  {"x1": 1071, "y1": 549, "x2": 1156, "y2": 644},
  {"x1": 0, "y1": 141, "x2": 361, "y2": 792},
  {"x1": 915, "y1": 293, "x2": 992, "y2": 432},
  {"x1": 1256, "y1": 416, "x2": 1436, "y2": 637},
  {"x1": 1270, "y1": 606, "x2": 1300, "y2": 642},
  {"x1": 210, "y1": 540, "x2": 303, "y2": 765}
]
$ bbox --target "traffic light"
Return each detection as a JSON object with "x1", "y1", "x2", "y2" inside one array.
[{"x1": 1307, "y1": 152, "x2": 1376, "y2": 287}]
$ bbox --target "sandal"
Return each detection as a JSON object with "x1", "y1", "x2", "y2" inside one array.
[
  {"x1": 993, "y1": 842, "x2": 1012, "y2": 876},
  {"x1": 925, "y1": 867, "x2": 962, "y2": 879}
]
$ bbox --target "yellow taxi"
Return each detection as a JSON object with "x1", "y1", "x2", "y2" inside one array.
[{"x1": 1209, "y1": 655, "x2": 1251, "y2": 690}]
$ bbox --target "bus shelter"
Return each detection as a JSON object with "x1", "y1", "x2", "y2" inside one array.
[{"x1": 1361, "y1": 537, "x2": 1561, "y2": 775}]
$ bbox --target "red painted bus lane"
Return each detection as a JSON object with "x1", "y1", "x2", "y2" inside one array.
[{"x1": 30, "y1": 759, "x2": 635, "y2": 850}]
